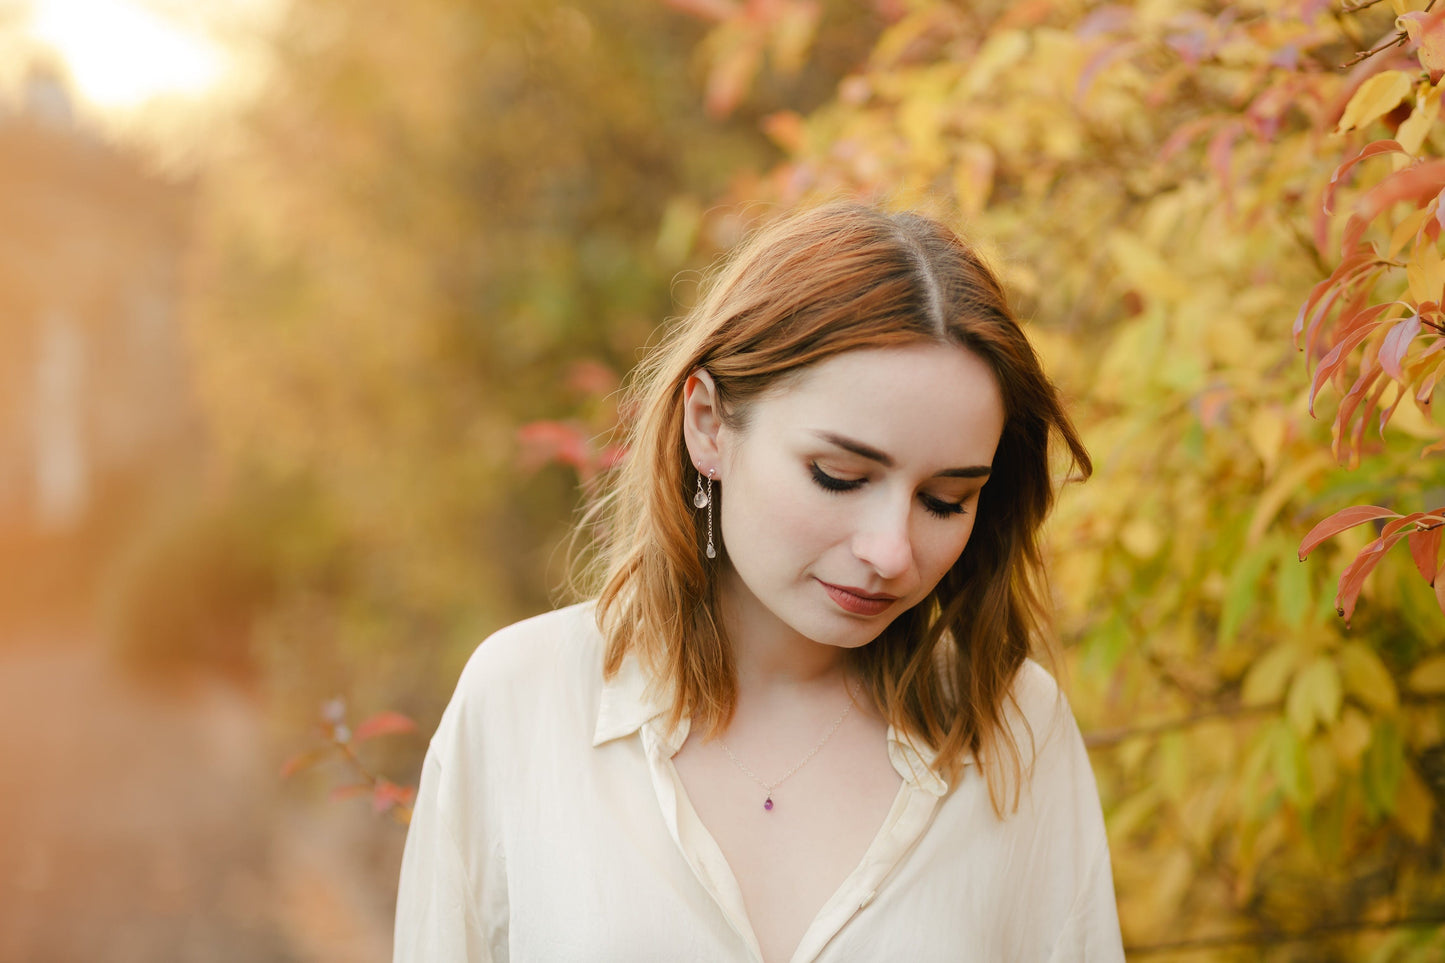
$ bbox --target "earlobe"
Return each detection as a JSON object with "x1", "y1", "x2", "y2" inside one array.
[{"x1": 682, "y1": 368, "x2": 723, "y2": 473}]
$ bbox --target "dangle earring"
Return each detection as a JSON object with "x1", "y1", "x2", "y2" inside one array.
[{"x1": 693, "y1": 468, "x2": 717, "y2": 559}]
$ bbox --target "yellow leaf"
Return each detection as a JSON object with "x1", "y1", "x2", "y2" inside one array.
[
  {"x1": 1339, "y1": 643, "x2": 1400, "y2": 713},
  {"x1": 962, "y1": 30, "x2": 1028, "y2": 96},
  {"x1": 1335, "y1": 70, "x2": 1414, "y2": 134},
  {"x1": 952, "y1": 142, "x2": 996, "y2": 216},
  {"x1": 1246, "y1": 406, "x2": 1287, "y2": 478},
  {"x1": 1398, "y1": 82, "x2": 1441, "y2": 155},
  {"x1": 1408, "y1": 654, "x2": 1445, "y2": 692},
  {"x1": 1406, "y1": 239, "x2": 1445, "y2": 304},
  {"x1": 1286, "y1": 656, "x2": 1343, "y2": 736},
  {"x1": 1331, "y1": 707, "x2": 1373, "y2": 770},
  {"x1": 1120, "y1": 517, "x2": 1163, "y2": 559},
  {"x1": 1388, "y1": 203, "x2": 1435, "y2": 257},
  {"x1": 1395, "y1": 764, "x2": 1434, "y2": 843},
  {"x1": 1107, "y1": 785, "x2": 1161, "y2": 840},
  {"x1": 1243, "y1": 643, "x2": 1301, "y2": 706},
  {"x1": 1204, "y1": 315, "x2": 1259, "y2": 370},
  {"x1": 1245, "y1": 451, "x2": 1334, "y2": 545}
]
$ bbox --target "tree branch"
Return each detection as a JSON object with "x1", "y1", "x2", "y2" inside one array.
[
  {"x1": 1341, "y1": 32, "x2": 1409, "y2": 68},
  {"x1": 1084, "y1": 692, "x2": 1445, "y2": 748},
  {"x1": 1126, "y1": 913, "x2": 1445, "y2": 954}
]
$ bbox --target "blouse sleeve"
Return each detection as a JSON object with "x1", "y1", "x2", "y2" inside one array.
[{"x1": 392, "y1": 745, "x2": 492, "y2": 962}]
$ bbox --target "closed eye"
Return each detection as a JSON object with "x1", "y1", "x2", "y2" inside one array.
[
  {"x1": 810, "y1": 462, "x2": 864, "y2": 492},
  {"x1": 920, "y1": 494, "x2": 967, "y2": 519},
  {"x1": 812, "y1": 462, "x2": 971, "y2": 519}
]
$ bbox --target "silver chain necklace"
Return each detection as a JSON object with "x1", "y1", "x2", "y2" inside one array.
[{"x1": 716, "y1": 679, "x2": 862, "y2": 813}]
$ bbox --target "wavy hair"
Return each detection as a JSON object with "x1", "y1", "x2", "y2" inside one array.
[{"x1": 585, "y1": 203, "x2": 1090, "y2": 815}]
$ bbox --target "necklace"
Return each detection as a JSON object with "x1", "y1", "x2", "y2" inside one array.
[{"x1": 716, "y1": 679, "x2": 862, "y2": 813}]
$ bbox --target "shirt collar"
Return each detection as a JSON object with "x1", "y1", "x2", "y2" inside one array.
[
  {"x1": 594, "y1": 652, "x2": 952, "y2": 796},
  {"x1": 592, "y1": 651, "x2": 673, "y2": 747}
]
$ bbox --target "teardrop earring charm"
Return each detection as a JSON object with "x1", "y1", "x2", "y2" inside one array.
[{"x1": 698, "y1": 468, "x2": 716, "y2": 559}]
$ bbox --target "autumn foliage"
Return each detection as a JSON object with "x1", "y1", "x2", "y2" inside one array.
[{"x1": 170, "y1": 0, "x2": 1445, "y2": 959}]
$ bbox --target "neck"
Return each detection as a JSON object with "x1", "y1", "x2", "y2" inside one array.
[{"x1": 717, "y1": 566, "x2": 852, "y2": 696}]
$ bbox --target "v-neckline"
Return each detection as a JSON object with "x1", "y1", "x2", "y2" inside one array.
[{"x1": 640, "y1": 719, "x2": 943, "y2": 963}]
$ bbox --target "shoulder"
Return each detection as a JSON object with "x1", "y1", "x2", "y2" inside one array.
[
  {"x1": 434, "y1": 601, "x2": 604, "y2": 747},
  {"x1": 455, "y1": 601, "x2": 602, "y2": 690},
  {"x1": 1002, "y1": 659, "x2": 1099, "y2": 804},
  {"x1": 1006, "y1": 658, "x2": 1071, "y2": 743}
]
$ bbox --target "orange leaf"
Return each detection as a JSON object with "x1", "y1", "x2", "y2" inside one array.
[
  {"x1": 280, "y1": 747, "x2": 332, "y2": 779},
  {"x1": 1325, "y1": 140, "x2": 1405, "y2": 216},
  {"x1": 1336, "y1": 530, "x2": 1410, "y2": 626},
  {"x1": 330, "y1": 783, "x2": 370, "y2": 803},
  {"x1": 1410, "y1": 524, "x2": 1443, "y2": 584},
  {"x1": 1311, "y1": 319, "x2": 1390, "y2": 414},
  {"x1": 663, "y1": 0, "x2": 739, "y2": 21},
  {"x1": 1399, "y1": 9, "x2": 1445, "y2": 73},
  {"x1": 354, "y1": 711, "x2": 419, "y2": 743},
  {"x1": 1299, "y1": 505, "x2": 1400, "y2": 560},
  {"x1": 1380, "y1": 314, "x2": 1423, "y2": 381},
  {"x1": 372, "y1": 778, "x2": 417, "y2": 814}
]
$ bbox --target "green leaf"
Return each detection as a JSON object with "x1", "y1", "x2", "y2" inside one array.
[
  {"x1": 1271, "y1": 723, "x2": 1311, "y2": 808},
  {"x1": 1274, "y1": 551, "x2": 1312, "y2": 629},
  {"x1": 1220, "y1": 543, "x2": 1277, "y2": 646},
  {"x1": 1286, "y1": 656, "x2": 1344, "y2": 736},
  {"x1": 1362, "y1": 719, "x2": 1405, "y2": 818},
  {"x1": 1242, "y1": 643, "x2": 1300, "y2": 705},
  {"x1": 1407, "y1": 654, "x2": 1445, "y2": 693},
  {"x1": 1339, "y1": 642, "x2": 1399, "y2": 713}
]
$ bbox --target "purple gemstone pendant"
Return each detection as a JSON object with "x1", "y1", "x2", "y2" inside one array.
[{"x1": 763, "y1": 797, "x2": 774, "y2": 811}]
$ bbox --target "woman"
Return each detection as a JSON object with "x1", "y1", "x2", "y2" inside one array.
[{"x1": 394, "y1": 205, "x2": 1124, "y2": 962}]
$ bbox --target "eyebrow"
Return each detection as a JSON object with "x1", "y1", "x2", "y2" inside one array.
[{"x1": 813, "y1": 431, "x2": 992, "y2": 479}]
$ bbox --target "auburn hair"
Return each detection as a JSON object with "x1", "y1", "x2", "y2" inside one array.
[{"x1": 584, "y1": 203, "x2": 1090, "y2": 815}]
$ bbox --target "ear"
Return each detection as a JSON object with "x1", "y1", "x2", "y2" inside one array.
[{"x1": 682, "y1": 368, "x2": 724, "y2": 476}]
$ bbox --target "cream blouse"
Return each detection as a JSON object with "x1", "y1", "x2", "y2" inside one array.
[{"x1": 393, "y1": 603, "x2": 1125, "y2": 962}]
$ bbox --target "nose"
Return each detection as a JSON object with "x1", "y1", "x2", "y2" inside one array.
[{"x1": 852, "y1": 501, "x2": 913, "y2": 581}]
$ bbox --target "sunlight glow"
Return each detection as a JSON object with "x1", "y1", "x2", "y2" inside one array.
[{"x1": 28, "y1": 0, "x2": 225, "y2": 108}]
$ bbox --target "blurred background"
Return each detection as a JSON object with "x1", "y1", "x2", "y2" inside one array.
[{"x1": 0, "y1": 0, "x2": 1443, "y2": 960}]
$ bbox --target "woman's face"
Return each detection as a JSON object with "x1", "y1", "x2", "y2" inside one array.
[{"x1": 698, "y1": 342, "x2": 1006, "y2": 652}]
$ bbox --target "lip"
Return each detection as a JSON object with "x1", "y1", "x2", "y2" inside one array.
[{"x1": 817, "y1": 580, "x2": 899, "y2": 616}]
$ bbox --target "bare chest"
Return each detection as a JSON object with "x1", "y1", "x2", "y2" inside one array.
[{"x1": 671, "y1": 719, "x2": 901, "y2": 963}]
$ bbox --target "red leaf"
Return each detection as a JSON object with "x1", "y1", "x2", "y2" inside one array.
[
  {"x1": 372, "y1": 778, "x2": 417, "y2": 814},
  {"x1": 1311, "y1": 319, "x2": 1390, "y2": 414},
  {"x1": 1334, "y1": 364, "x2": 1384, "y2": 455},
  {"x1": 1353, "y1": 161, "x2": 1445, "y2": 237},
  {"x1": 1336, "y1": 528, "x2": 1412, "y2": 625},
  {"x1": 1410, "y1": 524, "x2": 1443, "y2": 584},
  {"x1": 516, "y1": 421, "x2": 592, "y2": 473},
  {"x1": 1160, "y1": 117, "x2": 1215, "y2": 163},
  {"x1": 1380, "y1": 313, "x2": 1423, "y2": 380},
  {"x1": 354, "y1": 711, "x2": 418, "y2": 743},
  {"x1": 330, "y1": 783, "x2": 370, "y2": 803},
  {"x1": 1299, "y1": 504, "x2": 1400, "y2": 560},
  {"x1": 1294, "y1": 251, "x2": 1385, "y2": 352},
  {"x1": 1207, "y1": 122, "x2": 1242, "y2": 217},
  {"x1": 1325, "y1": 139, "x2": 1405, "y2": 215},
  {"x1": 663, "y1": 0, "x2": 739, "y2": 21},
  {"x1": 1076, "y1": 41, "x2": 1140, "y2": 104},
  {"x1": 280, "y1": 747, "x2": 332, "y2": 779}
]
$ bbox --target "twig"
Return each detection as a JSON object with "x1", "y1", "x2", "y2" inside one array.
[
  {"x1": 1084, "y1": 692, "x2": 1445, "y2": 748},
  {"x1": 1341, "y1": 32, "x2": 1408, "y2": 68},
  {"x1": 1083, "y1": 701, "x2": 1280, "y2": 748},
  {"x1": 1126, "y1": 913, "x2": 1445, "y2": 954}
]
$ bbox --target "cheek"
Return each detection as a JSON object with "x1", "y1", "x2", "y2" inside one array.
[
  {"x1": 918, "y1": 517, "x2": 977, "y2": 582},
  {"x1": 721, "y1": 457, "x2": 840, "y2": 557}
]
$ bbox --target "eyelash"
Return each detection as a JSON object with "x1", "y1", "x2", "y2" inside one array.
[{"x1": 808, "y1": 463, "x2": 968, "y2": 520}]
